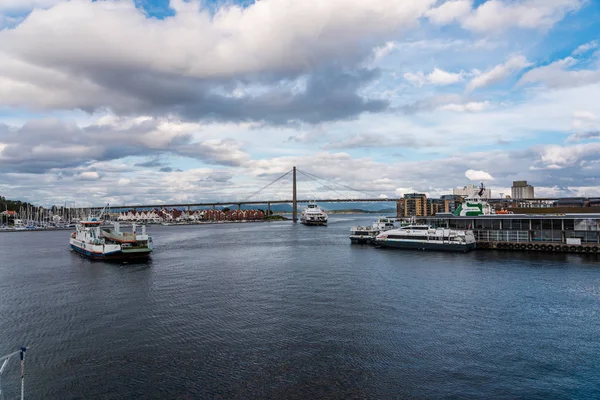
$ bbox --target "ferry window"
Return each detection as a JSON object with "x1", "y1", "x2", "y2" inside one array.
[
  {"x1": 553, "y1": 220, "x2": 563, "y2": 230},
  {"x1": 491, "y1": 220, "x2": 500, "y2": 230},
  {"x1": 542, "y1": 219, "x2": 552, "y2": 230},
  {"x1": 449, "y1": 220, "x2": 458, "y2": 229},
  {"x1": 475, "y1": 219, "x2": 484, "y2": 229},
  {"x1": 563, "y1": 219, "x2": 574, "y2": 230},
  {"x1": 531, "y1": 219, "x2": 542, "y2": 230}
]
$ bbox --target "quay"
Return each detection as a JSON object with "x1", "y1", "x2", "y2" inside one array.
[{"x1": 421, "y1": 213, "x2": 600, "y2": 254}]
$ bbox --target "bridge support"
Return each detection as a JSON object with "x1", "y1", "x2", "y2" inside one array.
[
  {"x1": 237, "y1": 204, "x2": 241, "y2": 211},
  {"x1": 292, "y1": 166, "x2": 297, "y2": 223},
  {"x1": 267, "y1": 202, "x2": 271, "y2": 216}
]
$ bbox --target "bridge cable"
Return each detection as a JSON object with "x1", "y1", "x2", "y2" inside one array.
[
  {"x1": 296, "y1": 169, "x2": 373, "y2": 199},
  {"x1": 297, "y1": 170, "x2": 356, "y2": 201},
  {"x1": 241, "y1": 169, "x2": 293, "y2": 201}
]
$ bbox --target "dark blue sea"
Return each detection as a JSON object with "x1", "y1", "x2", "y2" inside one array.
[{"x1": 1, "y1": 215, "x2": 600, "y2": 399}]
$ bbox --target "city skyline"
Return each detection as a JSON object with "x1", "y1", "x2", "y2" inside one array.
[{"x1": 1, "y1": 0, "x2": 599, "y2": 206}]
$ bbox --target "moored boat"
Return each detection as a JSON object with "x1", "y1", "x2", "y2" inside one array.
[
  {"x1": 350, "y1": 216, "x2": 396, "y2": 244},
  {"x1": 375, "y1": 223, "x2": 476, "y2": 252},
  {"x1": 300, "y1": 202, "x2": 328, "y2": 226},
  {"x1": 69, "y1": 206, "x2": 152, "y2": 260}
]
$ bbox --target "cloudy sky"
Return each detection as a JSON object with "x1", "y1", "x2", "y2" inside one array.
[{"x1": 1, "y1": 0, "x2": 599, "y2": 206}]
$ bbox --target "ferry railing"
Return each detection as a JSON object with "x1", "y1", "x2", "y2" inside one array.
[{"x1": 0, "y1": 347, "x2": 27, "y2": 400}]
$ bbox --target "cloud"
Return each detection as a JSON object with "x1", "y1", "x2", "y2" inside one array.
[
  {"x1": 468, "y1": 54, "x2": 531, "y2": 91},
  {"x1": 427, "y1": 67, "x2": 464, "y2": 85},
  {"x1": 465, "y1": 169, "x2": 494, "y2": 181},
  {"x1": 0, "y1": 0, "x2": 61, "y2": 12},
  {"x1": 461, "y1": 0, "x2": 584, "y2": 33},
  {"x1": 323, "y1": 132, "x2": 434, "y2": 150},
  {"x1": 0, "y1": 0, "x2": 436, "y2": 124},
  {"x1": 565, "y1": 130, "x2": 600, "y2": 143},
  {"x1": 426, "y1": 0, "x2": 473, "y2": 25},
  {"x1": 518, "y1": 57, "x2": 600, "y2": 89},
  {"x1": 404, "y1": 68, "x2": 465, "y2": 87},
  {"x1": 572, "y1": 40, "x2": 599, "y2": 55},
  {"x1": 0, "y1": 117, "x2": 251, "y2": 173},
  {"x1": 440, "y1": 101, "x2": 491, "y2": 112}
]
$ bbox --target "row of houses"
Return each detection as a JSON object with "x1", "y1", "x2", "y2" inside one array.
[{"x1": 116, "y1": 208, "x2": 266, "y2": 222}]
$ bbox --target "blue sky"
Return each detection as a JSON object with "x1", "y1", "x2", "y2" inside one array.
[{"x1": 0, "y1": 0, "x2": 599, "y2": 206}]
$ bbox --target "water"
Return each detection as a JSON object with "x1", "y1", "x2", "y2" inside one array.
[{"x1": 1, "y1": 215, "x2": 600, "y2": 399}]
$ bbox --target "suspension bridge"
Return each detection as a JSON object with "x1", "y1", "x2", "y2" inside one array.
[{"x1": 93, "y1": 167, "x2": 401, "y2": 222}]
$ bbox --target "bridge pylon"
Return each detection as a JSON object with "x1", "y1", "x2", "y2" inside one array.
[{"x1": 292, "y1": 166, "x2": 297, "y2": 222}]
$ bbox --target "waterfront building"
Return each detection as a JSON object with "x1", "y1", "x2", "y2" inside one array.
[
  {"x1": 453, "y1": 184, "x2": 491, "y2": 199},
  {"x1": 402, "y1": 193, "x2": 428, "y2": 217},
  {"x1": 427, "y1": 198, "x2": 443, "y2": 216},
  {"x1": 441, "y1": 194, "x2": 463, "y2": 214},
  {"x1": 511, "y1": 181, "x2": 534, "y2": 199}
]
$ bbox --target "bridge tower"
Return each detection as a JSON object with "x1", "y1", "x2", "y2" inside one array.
[{"x1": 292, "y1": 166, "x2": 297, "y2": 223}]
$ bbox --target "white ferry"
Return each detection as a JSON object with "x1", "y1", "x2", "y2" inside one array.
[
  {"x1": 350, "y1": 216, "x2": 396, "y2": 244},
  {"x1": 300, "y1": 202, "x2": 328, "y2": 226},
  {"x1": 70, "y1": 210, "x2": 153, "y2": 260},
  {"x1": 375, "y1": 223, "x2": 476, "y2": 252}
]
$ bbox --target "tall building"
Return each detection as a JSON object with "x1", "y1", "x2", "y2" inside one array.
[
  {"x1": 403, "y1": 193, "x2": 428, "y2": 217},
  {"x1": 453, "y1": 184, "x2": 491, "y2": 199},
  {"x1": 441, "y1": 194, "x2": 463, "y2": 214},
  {"x1": 511, "y1": 181, "x2": 534, "y2": 199}
]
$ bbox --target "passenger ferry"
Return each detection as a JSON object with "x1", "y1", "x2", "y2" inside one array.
[
  {"x1": 349, "y1": 216, "x2": 396, "y2": 244},
  {"x1": 70, "y1": 206, "x2": 152, "y2": 260},
  {"x1": 375, "y1": 223, "x2": 476, "y2": 252},
  {"x1": 300, "y1": 202, "x2": 328, "y2": 226}
]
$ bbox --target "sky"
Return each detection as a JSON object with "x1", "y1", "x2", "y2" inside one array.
[{"x1": 0, "y1": 0, "x2": 599, "y2": 206}]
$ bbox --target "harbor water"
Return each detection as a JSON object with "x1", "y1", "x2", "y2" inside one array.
[{"x1": 1, "y1": 215, "x2": 600, "y2": 399}]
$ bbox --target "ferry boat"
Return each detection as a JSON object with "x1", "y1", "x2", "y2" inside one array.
[
  {"x1": 69, "y1": 208, "x2": 153, "y2": 260},
  {"x1": 350, "y1": 216, "x2": 396, "y2": 244},
  {"x1": 375, "y1": 223, "x2": 476, "y2": 252},
  {"x1": 300, "y1": 202, "x2": 328, "y2": 226}
]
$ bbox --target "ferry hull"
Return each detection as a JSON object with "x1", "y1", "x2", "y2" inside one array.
[
  {"x1": 70, "y1": 243, "x2": 152, "y2": 261},
  {"x1": 375, "y1": 240, "x2": 476, "y2": 252},
  {"x1": 350, "y1": 235, "x2": 377, "y2": 244},
  {"x1": 301, "y1": 220, "x2": 327, "y2": 226}
]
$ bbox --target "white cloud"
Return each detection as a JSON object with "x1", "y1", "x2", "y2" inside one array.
[
  {"x1": 426, "y1": 0, "x2": 473, "y2": 25},
  {"x1": 404, "y1": 68, "x2": 464, "y2": 86},
  {"x1": 427, "y1": 67, "x2": 464, "y2": 85},
  {"x1": 0, "y1": 0, "x2": 61, "y2": 12},
  {"x1": 76, "y1": 171, "x2": 100, "y2": 181},
  {"x1": 465, "y1": 169, "x2": 494, "y2": 181},
  {"x1": 440, "y1": 101, "x2": 491, "y2": 112},
  {"x1": 518, "y1": 57, "x2": 600, "y2": 89},
  {"x1": 404, "y1": 71, "x2": 426, "y2": 87},
  {"x1": 468, "y1": 54, "x2": 531, "y2": 91},
  {"x1": 461, "y1": 0, "x2": 584, "y2": 33},
  {"x1": 572, "y1": 40, "x2": 599, "y2": 55}
]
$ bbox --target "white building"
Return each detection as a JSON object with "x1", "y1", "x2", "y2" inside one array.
[
  {"x1": 511, "y1": 181, "x2": 534, "y2": 199},
  {"x1": 453, "y1": 184, "x2": 492, "y2": 199}
]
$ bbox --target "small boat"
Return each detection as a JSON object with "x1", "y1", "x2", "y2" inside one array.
[
  {"x1": 375, "y1": 222, "x2": 476, "y2": 252},
  {"x1": 300, "y1": 202, "x2": 328, "y2": 226},
  {"x1": 69, "y1": 205, "x2": 153, "y2": 260},
  {"x1": 350, "y1": 216, "x2": 396, "y2": 244}
]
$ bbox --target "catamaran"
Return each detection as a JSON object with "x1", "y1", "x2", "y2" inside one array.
[{"x1": 300, "y1": 202, "x2": 328, "y2": 226}]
